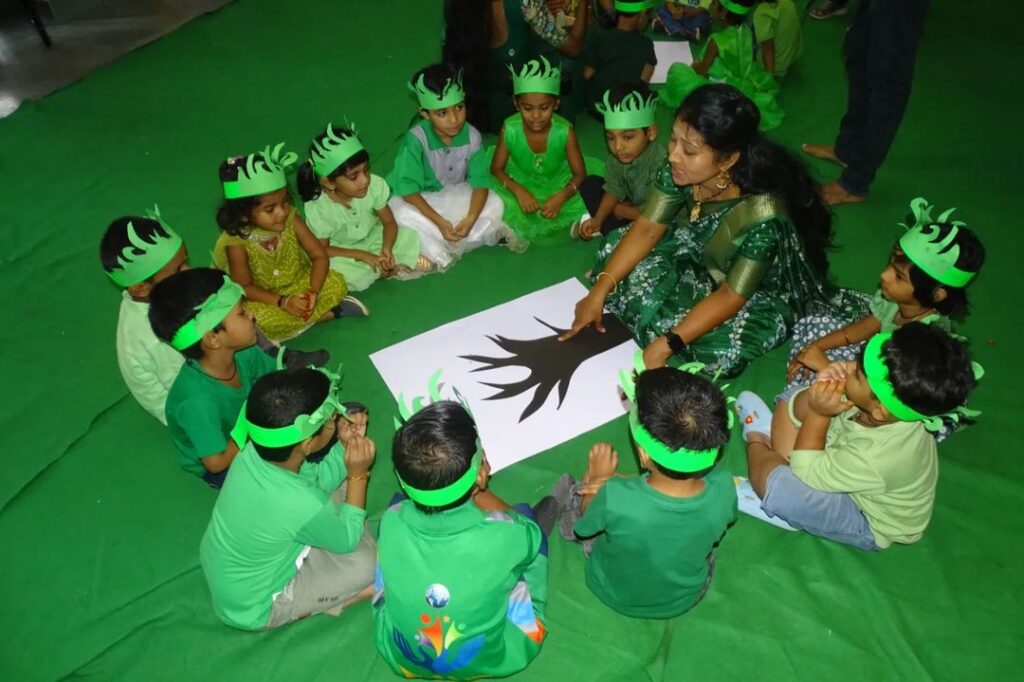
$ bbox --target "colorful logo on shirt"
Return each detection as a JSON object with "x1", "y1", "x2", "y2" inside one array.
[{"x1": 394, "y1": 611, "x2": 485, "y2": 677}]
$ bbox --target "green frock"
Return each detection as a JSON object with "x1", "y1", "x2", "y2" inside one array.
[
  {"x1": 592, "y1": 164, "x2": 862, "y2": 377},
  {"x1": 660, "y1": 24, "x2": 783, "y2": 130}
]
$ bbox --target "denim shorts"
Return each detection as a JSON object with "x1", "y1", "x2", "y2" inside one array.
[{"x1": 761, "y1": 466, "x2": 880, "y2": 551}]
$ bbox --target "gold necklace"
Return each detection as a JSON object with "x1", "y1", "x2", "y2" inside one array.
[{"x1": 689, "y1": 182, "x2": 731, "y2": 222}]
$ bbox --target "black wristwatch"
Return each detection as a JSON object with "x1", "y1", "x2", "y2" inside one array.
[{"x1": 664, "y1": 331, "x2": 688, "y2": 355}]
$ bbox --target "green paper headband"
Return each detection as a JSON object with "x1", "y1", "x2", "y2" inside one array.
[
  {"x1": 106, "y1": 205, "x2": 183, "y2": 287},
  {"x1": 222, "y1": 143, "x2": 297, "y2": 199},
  {"x1": 510, "y1": 56, "x2": 561, "y2": 96},
  {"x1": 409, "y1": 71, "x2": 465, "y2": 110},
  {"x1": 169, "y1": 275, "x2": 244, "y2": 350},
  {"x1": 718, "y1": 0, "x2": 752, "y2": 15},
  {"x1": 618, "y1": 351, "x2": 733, "y2": 473},
  {"x1": 393, "y1": 370, "x2": 482, "y2": 506},
  {"x1": 310, "y1": 123, "x2": 365, "y2": 177},
  {"x1": 615, "y1": 0, "x2": 654, "y2": 11},
  {"x1": 863, "y1": 332, "x2": 984, "y2": 432},
  {"x1": 898, "y1": 197, "x2": 977, "y2": 288},
  {"x1": 231, "y1": 363, "x2": 349, "y2": 448},
  {"x1": 596, "y1": 90, "x2": 657, "y2": 130}
]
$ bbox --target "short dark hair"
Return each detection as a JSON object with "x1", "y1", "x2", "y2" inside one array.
[
  {"x1": 635, "y1": 368, "x2": 730, "y2": 480},
  {"x1": 891, "y1": 222, "x2": 986, "y2": 321},
  {"x1": 148, "y1": 267, "x2": 227, "y2": 359},
  {"x1": 99, "y1": 216, "x2": 170, "y2": 279},
  {"x1": 604, "y1": 81, "x2": 655, "y2": 132},
  {"x1": 411, "y1": 62, "x2": 463, "y2": 106},
  {"x1": 864, "y1": 322, "x2": 976, "y2": 416},
  {"x1": 392, "y1": 401, "x2": 479, "y2": 513},
  {"x1": 246, "y1": 368, "x2": 331, "y2": 462}
]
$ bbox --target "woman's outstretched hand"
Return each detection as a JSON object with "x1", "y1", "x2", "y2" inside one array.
[{"x1": 559, "y1": 291, "x2": 607, "y2": 341}]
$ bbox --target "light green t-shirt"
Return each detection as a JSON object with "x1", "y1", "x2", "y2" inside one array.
[
  {"x1": 575, "y1": 466, "x2": 737, "y2": 618},
  {"x1": 868, "y1": 289, "x2": 950, "y2": 333},
  {"x1": 305, "y1": 174, "x2": 392, "y2": 251},
  {"x1": 164, "y1": 346, "x2": 275, "y2": 476},
  {"x1": 373, "y1": 500, "x2": 547, "y2": 679},
  {"x1": 199, "y1": 443, "x2": 366, "y2": 630},
  {"x1": 115, "y1": 292, "x2": 183, "y2": 425},
  {"x1": 752, "y1": 0, "x2": 802, "y2": 78},
  {"x1": 789, "y1": 404, "x2": 938, "y2": 549}
]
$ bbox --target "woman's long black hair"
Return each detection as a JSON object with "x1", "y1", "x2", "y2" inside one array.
[
  {"x1": 441, "y1": 0, "x2": 494, "y2": 131},
  {"x1": 678, "y1": 84, "x2": 834, "y2": 276}
]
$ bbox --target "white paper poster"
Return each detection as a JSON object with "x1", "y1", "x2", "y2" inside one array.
[
  {"x1": 651, "y1": 41, "x2": 694, "y2": 84},
  {"x1": 370, "y1": 279, "x2": 639, "y2": 472}
]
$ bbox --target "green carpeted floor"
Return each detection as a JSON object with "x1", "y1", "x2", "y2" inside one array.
[{"x1": 1, "y1": 1, "x2": 1021, "y2": 679}]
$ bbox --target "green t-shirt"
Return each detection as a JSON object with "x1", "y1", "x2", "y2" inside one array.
[
  {"x1": 373, "y1": 500, "x2": 548, "y2": 679},
  {"x1": 574, "y1": 466, "x2": 737, "y2": 618},
  {"x1": 164, "y1": 345, "x2": 275, "y2": 476},
  {"x1": 583, "y1": 28, "x2": 657, "y2": 110},
  {"x1": 603, "y1": 140, "x2": 667, "y2": 206},
  {"x1": 305, "y1": 173, "x2": 391, "y2": 250},
  {"x1": 868, "y1": 289, "x2": 950, "y2": 333},
  {"x1": 752, "y1": 0, "x2": 802, "y2": 78},
  {"x1": 788, "y1": 401, "x2": 938, "y2": 550},
  {"x1": 199, "y1": 443, "x2": 366, "y2": 630},
  {"x1": 386, "y1": 119, "x2": 490, "y2": 195}
]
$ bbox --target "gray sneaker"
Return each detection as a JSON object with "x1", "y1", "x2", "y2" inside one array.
[{"x1": 332, "y1": 295, "x2": 369, "y2": 318}]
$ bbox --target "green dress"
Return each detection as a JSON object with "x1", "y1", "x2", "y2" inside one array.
[
  {"x1": 592, "y1": 164, "x2": 862, "y2": 377},
  {"x1": 490, "y1": 113, "x2": 592, "y2": 244},
  {"x1": 213, "y1": 210, "x2": 347, "y2": 342},
  {"x1": 660, "y1": 24, "x2": 783, "y2": 130}
]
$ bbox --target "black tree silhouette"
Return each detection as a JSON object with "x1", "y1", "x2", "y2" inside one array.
[{"x1": 460, "y1": 313, "x2": 633, "y2": 422}]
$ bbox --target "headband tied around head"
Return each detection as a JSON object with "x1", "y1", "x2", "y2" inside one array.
[
  {"x1": 222, "y1": 143, "x2": 297, "y2": 200},
  {"x1": 863, "y1": 332, "x2": 984, "y2": 432},
  {"x1": 106, "y1": 205, "x2": 183, "y2": 287},
  {"x1": 615, "y1": 0, "x2": 655, "y2": 11},
  {"x1": 897, "y1": 197, "x2": 978, "y2": 288},
  {"x1": 393, "y1": 370, "x2": 481, "y2": 506},
  {"x1": 718, "y1": 0, "x2": 753, "y2": 15},
  {"x1": 310, "y1": 122, "x2": 365, "y2": 178},
  {"x1": 409, "y1": 70, "x2": 465, "y2": 110},
  {"x1": 596, "y1": 89, "x2": 657, "y2": 130},
  {"x1": 169, "y1": 274, "x2": 244, "y2": 350},
  {"x1": 509, "y1": 56, "x2": 561, "y2": 96},
  {"x1": 618, "y1": 350, "x2": 734, "y2": 473}
]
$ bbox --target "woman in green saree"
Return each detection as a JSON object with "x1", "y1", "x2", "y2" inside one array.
[{"x1": 561, "y1": 84, "x2": 863, "y2": 377}]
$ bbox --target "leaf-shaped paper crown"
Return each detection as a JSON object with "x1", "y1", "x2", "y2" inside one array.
[
  {"x1": 409, "y1": 70, "x2": 465, "y2": 110},
  {"x1": 898, "y1": 197, "x2": 978, "y2": 288},
  {"x1": 310, "y1": 123, "x2": 365, "y2": 177},
  {"x1": 595, "y1": 89, "x2": 657, "y2": 130},
  {"x1": 510, "y1": 56, "x2": 562, "y2": 96},
  {"x1": 106, "y1": 204, "x2": 184, "y2": 287},
  {"x1": 222, "y1": 143, "x2": 297, "y2": 200}
]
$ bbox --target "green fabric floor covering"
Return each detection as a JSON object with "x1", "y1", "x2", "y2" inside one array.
[{"x1": 2, "y1": 1, "x2": 1021, "y2": 679}]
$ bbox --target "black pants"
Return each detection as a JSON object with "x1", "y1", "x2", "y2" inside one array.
[
  {"x1": 580, "y1": 175, "x2": 630, "y2": 235},
  {"x1": 834, "y1": 0, "x2": 930, "y2": 196}
]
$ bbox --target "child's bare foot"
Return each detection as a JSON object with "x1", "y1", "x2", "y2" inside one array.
[
  {"x1": 819, "y1": 181, "x2": 866, "y2": 206},
  {"x1": 801, "y1": 144, "x2": 846, "y2": 167}
]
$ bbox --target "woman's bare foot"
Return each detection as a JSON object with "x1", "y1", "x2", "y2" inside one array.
[
  {"x1": 819, "y1": 181, "x2": 866, "y2": 206},
  {"x1": 801, "y1": 144, "x2": 846, "y2": 167}
]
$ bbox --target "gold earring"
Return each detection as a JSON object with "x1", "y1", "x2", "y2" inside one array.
[{"x1": 716, "y1": 168, "x2": 731, "y2": 190}]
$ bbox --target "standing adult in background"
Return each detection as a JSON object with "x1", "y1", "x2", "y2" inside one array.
[
  {"x1": 443, "y1": 0, "x2": 590, "y2": 133},
  {"x1": 803, "y1": 0, "x2": 931, "y2": 205}
]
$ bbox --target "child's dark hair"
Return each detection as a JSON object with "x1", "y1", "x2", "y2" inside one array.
[
  {"x1": 678, "y1": 84, "x2": 834, "y2": 277},
  {"x1": 717, "y1": 0, "x2": 755, "y2": 24},
  {"x1": 392, "y1": 401, "x2": 479, "y2": 514},
  {"x1": 411, "y1": 63, "x2": 463, "y2": 110},
  {"x1": 892, "y1": 222, "x2": 985, "y2": 321},
  {"x1": 148, "y1": 267, "x2": 227, "y2": 359},
  {"x1": 246, "y1": 368, "x2": 331, "y2": 462},
  {"x1": 296, "y1": 126, "x2": 371, "y2": 203},
  {"x1": 635, "y1": 368, "x2": 730, "y2": 480},
  {"x1": 606, "y1": 81, "x2": 655, "y2": 133},
  {"x1": 863, "y1": 322, "x2": 976, "y2": 416},
  {"x1": 99, "y1": 216, "x2": 169, "y2": 278},
  {"x1": 216, "y1": 156, "x2": 262, "y2": 237}
]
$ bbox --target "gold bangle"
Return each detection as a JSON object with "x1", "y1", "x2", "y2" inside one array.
[
  {"x1": 345, "y1": 473, "x2": 370, "y2": 482},
  {"x1": 595, "y1": 271, "x2": 618, "y2": 293}
]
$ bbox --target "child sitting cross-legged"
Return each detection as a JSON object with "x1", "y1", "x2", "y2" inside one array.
[
  {"x1": 553, "y1": 358, "x2": 737, "y2": 618},
  {"x1": 737, "y1": 322, "x2": 982, "y2": 550},
  {"x1": 572, "y1": 83, "x2": 666, "y2": 240},
  {"x1": 149, "y1": 268, "x2": 276, "y2": 487},
  {"x1": 373, "y1": 399, "x2": 556, "y2": 680},
  {"x1": 200, "y1": 366, "x2": 376, "y2": 630}
]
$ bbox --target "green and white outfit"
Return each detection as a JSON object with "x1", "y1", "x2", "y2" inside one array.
[
  {"x1": 304, "y1": 174, "x2": 422, "y2": 291},
  {"x1": 115, "y1": 292, "x2": 184, "y2": 424},
  {"x1": 200, "y1": 443, "x2": 375, "y2": 630},
  {"x1": 387, "y1": 119, "x2": 507, "y2": 269},
  {"x1": 592, "y1": 164, "x2": 863, "y2": 377},
  {"x1": 373, "y1": 499, "x2": 547, "y2": 679}
]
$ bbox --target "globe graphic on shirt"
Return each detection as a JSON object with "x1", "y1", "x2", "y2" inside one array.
[{"x1": 424, "y1": 583, "x2": 451, "y2": 609}]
